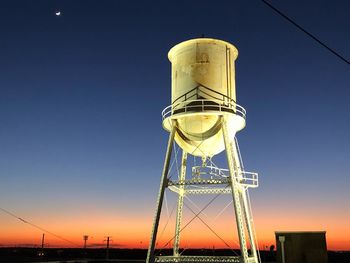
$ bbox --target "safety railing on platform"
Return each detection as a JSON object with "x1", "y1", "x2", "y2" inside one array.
[
  {"x1": 162, "y1": 85, "x2": 246, "y2": 121},
  {"x1": 162, "y1": 99, "x2": 246, "y2": 121},
  {"x1": 168, "y1": 166, "x2": 258, "y2": 189}
]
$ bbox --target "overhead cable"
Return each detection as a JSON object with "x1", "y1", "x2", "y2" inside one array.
[
  {"x1": 0, "y1": 207, "x2": 79, "y2": 247},
  {"x1": 261, "y1": 0, "x2": 350, "y2": 65}
]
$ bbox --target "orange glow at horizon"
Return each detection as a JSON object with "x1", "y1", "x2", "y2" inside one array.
[{"x1": 1, "y1": 209, "x2": 349, "y2": 251}]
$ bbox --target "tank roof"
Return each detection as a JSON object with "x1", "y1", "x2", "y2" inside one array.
[{"x1": 168, "y1": 38, "x2": 239, "y2": 62}]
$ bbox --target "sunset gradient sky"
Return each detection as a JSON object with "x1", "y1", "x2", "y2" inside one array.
[{"x1": 0, "y1": 0, "x2": 349, "y2": 251}]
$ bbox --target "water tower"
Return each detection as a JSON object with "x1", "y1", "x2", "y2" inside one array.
[{"x1": 147, "y1": 38, "x2": 260, "y2": 263}]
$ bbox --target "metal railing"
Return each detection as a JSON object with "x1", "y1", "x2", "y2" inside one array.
[
  {"x1": 172, "y1": 85, "x2": 235, "y2": 106},
  {"x1": 162, "y1": 99, "x2": 246, "y2": 121},
  {"x1": 168, "y1": 167, "x2": 258, "y2": 189},
  {"x1": 192, "y1": 165, "x2": 229, "y2": 178},
  {"x1": 162, "y1": 85, "x2": 246, "y2": 121},
  {"x1": 235, "y1": 171, "x2": 259, "y2": 188}
]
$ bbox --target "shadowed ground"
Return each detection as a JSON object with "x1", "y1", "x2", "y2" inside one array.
[{"x1": 0, "y1": 248, "x2": 349, "y2": 263}]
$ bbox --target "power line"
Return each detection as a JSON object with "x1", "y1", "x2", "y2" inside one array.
[
  {"x1": 261, "y1": 0, "x2": 350, "y2": 65},
  {"x1": 0, "y1": 207, "x2": 79, "y2": 247}
]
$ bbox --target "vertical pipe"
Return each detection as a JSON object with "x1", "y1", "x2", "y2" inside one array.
[
  {"x1": 226, "y1": 46, "x2": 230, "y2": 102},
  {"x1": 146, "y1": 120, "x2": 177, "y2": 263},
  {"x1": 279, "y1": 236, "x2": 286, "y2": 263},
  {"x1": 173, "y1": 151, "x2": 187, "y2": 256}
]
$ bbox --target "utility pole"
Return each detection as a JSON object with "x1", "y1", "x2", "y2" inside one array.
[
  {"x1": 83, "y1": 235, "x2": 89, "y2": 249},
  {"x1": 40, "y1": 233, "x2": 45, "y2": 256},
  {"x1": 104, "y1": 236, "x2": 112, "y2": 260},
  {"x1": 83, "y1": 235, "x2": 89, "y2": 259}
]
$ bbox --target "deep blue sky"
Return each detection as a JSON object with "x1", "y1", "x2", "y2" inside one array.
[{"x1": 0, "y1": 0, "x2": 349, "y2": 248}]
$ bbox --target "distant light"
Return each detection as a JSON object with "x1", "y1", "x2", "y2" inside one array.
[{"x1": 55, "y1": 11, "x2": 61, "y2": 16}]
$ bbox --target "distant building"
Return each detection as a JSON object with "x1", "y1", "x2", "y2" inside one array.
[{"x1": 275, "y1": 231, "x2": 328, "y2": 263}]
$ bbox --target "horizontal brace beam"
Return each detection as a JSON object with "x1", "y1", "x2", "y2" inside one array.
[
  {"x1": 168, "y1": 186, "x2": 232, "y2": 195},
  {"x1": 168, "y1": 179, "x2": 231, "y2": 186},
  {"x1": 156, "y1": 255, "x2": 241, "y2": 263},
  {"x1": 186, "y1": 188, "x2": 232, "y2": 195}
]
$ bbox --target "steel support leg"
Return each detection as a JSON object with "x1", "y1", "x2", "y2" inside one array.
[
  {"x1": 232, "y1": 139, "x2": 258, "y2": 261},
  {"x1": 241, "y1": 189, "x2": 258, "y2": 260},
  {"x1": 222, "y1": 116, "x2": 250, "y2": 263},
  {"x1": 173, "y1": 151, "x2": 187, "y2": 256},
  {"x1": 222, "y1": 116, "x2": 259, "y2": 263},
  {"x1": 146, "y1": 121, "x2": 177, "y2": 263}
]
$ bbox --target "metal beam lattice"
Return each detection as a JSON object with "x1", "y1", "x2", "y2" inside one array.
[{"x1": 155, "y1": 255, "x2": 241, "y2": 263}]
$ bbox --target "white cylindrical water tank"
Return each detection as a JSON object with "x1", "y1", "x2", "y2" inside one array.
[
  {"x1": 162, "y1": 38, "x2": 246, "y2": 157},
  {"x1": 169, "y1": 38, "x2": 237, "y2": 106}
]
